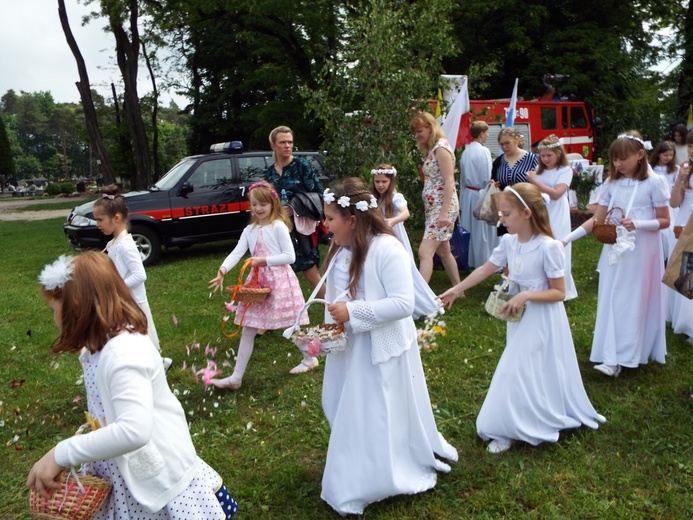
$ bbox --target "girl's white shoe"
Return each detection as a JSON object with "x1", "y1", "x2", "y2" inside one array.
[
  {"x1": 289, "y1": 357, "x2": 319, "y2": 374},
  {"x1": 593, "y1": 364, "x2": 621, "y2": 377},
  {"x1": 210, "y1": 377, "x2": 242, "y2": 390},
  {"x1": 487, "y1": 439, "x2": 513, "y2": 454}
]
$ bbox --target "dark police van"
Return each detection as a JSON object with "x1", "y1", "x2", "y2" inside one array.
[{"x1": 63, "y1": 142, "x2": 328, "y2": 266}]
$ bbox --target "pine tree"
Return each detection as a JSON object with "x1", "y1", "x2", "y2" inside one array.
[{"x1": 0, "y1": 114, "x2": 16, "y2": 184}]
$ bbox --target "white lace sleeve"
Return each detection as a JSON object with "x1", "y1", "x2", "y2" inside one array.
[{"x1": 346, "y1": 301, "x2": 379, "y2": 332}]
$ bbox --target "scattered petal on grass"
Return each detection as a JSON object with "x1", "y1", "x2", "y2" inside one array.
[
  {"x1": 246, "y1": 422, "x2": 253, "y2": 430},
  {"x1": 75, "y1": 376, "x2": 84, "y2": 386},
  {"x1": 73, "y1": 396, "x2": 82, "y2": 403},
  {"x1": 301, "y1": 401, "x2": 307, "y2": 407},
  {"x1": 0, "y1": 420, "x2": 5, "y2": 427},
  {"x1": 15, "y1": 445, "x2": 23, "y2": 451},
  {"x1": 10, "y1": 379, "x2": 25, "y2": 389},
  {"x1": 12, "y1": 435, "x2": 19, "y2": 443},
  {"x1": 10, "y1": 346, "x2": 16, "y2": 351},
  {"x1": 172, "y1": 315, "x2": 178, "y2": 326}
]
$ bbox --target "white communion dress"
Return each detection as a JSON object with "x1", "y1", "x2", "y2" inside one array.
[
  {"x1": 477, "y1": 233, "x2": 605, "y2": 446},
  {"x1": 320, "y1": 236, "x2": 457, "y2": 515}
]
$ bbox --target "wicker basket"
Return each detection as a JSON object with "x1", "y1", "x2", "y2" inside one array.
[
  {"x1": 286, "y1": 299, "x2": 347, "y2": 356},
  {"x1": 674, "y1": 225, "x2": 683, "y2": 239},
  {"x1": 29, "y1": 469, "x2": 112, "y2": 520},
  {"x1": 593, "y1": 207, "x2": 625, "y2": 245},
  {"x1": 484, "y1": 278, "x2": 525, "y2": 322},
  {"x1": 225, "y1": 259, "x2": 270, "y2": 303}
]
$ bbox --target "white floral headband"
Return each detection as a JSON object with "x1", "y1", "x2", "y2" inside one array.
[
  {"x1": 323, "y1": 188, "x2": 378, "y2": 212},
  {"x1": 536, "y1": 140, "x2": 562, "y2": 150},
  {"x1": 39, "y1": 255, "x2": 74, "y2": 290},
  {"x1": 370, "y1": 167, "x2": 397, "y2": 176}
]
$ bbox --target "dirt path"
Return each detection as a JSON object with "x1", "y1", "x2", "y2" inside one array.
[{"x1": 0, "y1": 195, "x2": 87, "y2": 222}]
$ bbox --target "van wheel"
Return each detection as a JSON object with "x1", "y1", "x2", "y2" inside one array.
[{"x1": 131, "y1": 225, "x2": 161, "y2": 266}]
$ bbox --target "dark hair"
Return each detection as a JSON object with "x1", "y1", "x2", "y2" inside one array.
[
  {"x1": 323, "y1": 178, "x2": 395, "y2": 298},
  {"x1": 648, "y1": 141, "x2": 678, "y2": 174},
  {"x1": 370, "y1": 163, "x2": 398, "y2": 218},
  {"x1": 93, "y1": 184, "x2": 128, "y2": 219},
  {"x1": 40, "y1": 252, "x2": 147, "y2": 354},
  {"x1": 470, "y1": 121, "x2": 489, "y2": 139},
  {"x1": 672, "y1": 123, "x2": 688, "y2": 144}
]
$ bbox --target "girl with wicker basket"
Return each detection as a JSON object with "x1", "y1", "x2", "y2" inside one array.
[
  {"x1": 28, "y1": 252, "x2": 238, "y2": 519},
  {"x1": 525, "y1": 135, "x2": 578, "y2": 300},
  {"x1": 440, "y1": 183, "x2": 605, "y2": 454},
  {"x1": 319, "y1": 177, "x2": 457, "y2": 515},
  {"x1": 563, "y1": 134, "x2": 670, "y2": 377},
  {"x1": 208, "y1": 182, "x2": 312, "y2": 389}
]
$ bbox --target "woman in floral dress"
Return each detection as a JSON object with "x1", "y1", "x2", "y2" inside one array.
[{"x1": 410, "y1": 111, "x2": 460, "y2": 286}]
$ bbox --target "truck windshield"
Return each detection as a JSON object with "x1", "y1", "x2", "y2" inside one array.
[{"x1": 153, "y1": 159, "x2": 196, "y2": 191}]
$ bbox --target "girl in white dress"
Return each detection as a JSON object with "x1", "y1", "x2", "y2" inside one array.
[
  {"x1": 649, "y1": 141, "x2": 679, "y2": 262},
  {"x1": 370, "y1": 164, "x2": 442, "y2": 318},
  {"x1": 93, "y1": 185, "x2": 160, "y2": 352},
  {"x1": 440, "y1": 183, "x2": 604, "y2": 454},
  {"x1": 563, "y1": 134, "x2": 670, "y2": 377},
  {"x1": 29, "y1": 252, "x2": 237, "y2": 519},
  {"x1": 668, "y1": 147, "x2": 693, "y2": 340},
  {"x1": 208, "y1": 182, "x2": 310, "y2": 389},
  {"x1": 320, "y1": 178, "x2": 457, "y2": 515},
  {"x1": 526, "y1": 134, "x2": 578, "y2": 300}
]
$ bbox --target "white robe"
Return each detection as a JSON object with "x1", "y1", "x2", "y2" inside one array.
[
  {"x1": 459, "y1": 141, "x2": 498, "y2": 267},
  {"x1": 652, "y1": 164, "x2": 679, "y2": 262},
  {"x1": 591, "y1": 176, "x2": 670, "y2": 367},
  {"x1": 478, "y1": 234, "x2": 605, "y2": 446},
  {"x1": 667, "y1": 188, "x2": 693, "y2": 338},
  {"x1": 321, "y1": 235, "x2": 457, "y2": 515}
]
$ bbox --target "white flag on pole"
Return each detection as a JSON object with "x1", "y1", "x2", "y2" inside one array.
[{"x1": 505, "y1": 78, "x2": 519, "y2": 127}]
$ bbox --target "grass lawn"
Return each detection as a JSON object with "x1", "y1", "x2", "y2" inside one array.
[{"x1": 1, "y1": 217, "x2": 692, "y2": 519}]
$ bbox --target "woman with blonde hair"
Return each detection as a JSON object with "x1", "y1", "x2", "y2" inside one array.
[{"x1": 410, "y1": 111, "x2": 460, "y2": 285}]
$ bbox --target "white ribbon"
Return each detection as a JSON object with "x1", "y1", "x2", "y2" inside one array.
[{"x1": 608, "y1": 225, "x2": 636, "y2": 265}]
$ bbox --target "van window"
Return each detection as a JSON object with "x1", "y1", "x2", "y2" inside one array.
[
  {"x1": 239, "y1": 157, "x2": 269, "y2": 183},
  {"x1": 541, "y1": 108, "x2": 556, "y2": 130},
  {"x1": 571, "y1": 107, "x2": 588, "y2": 129},
  {"x1": 562, "y1": 107, "x2": 569, "y2": 130}
]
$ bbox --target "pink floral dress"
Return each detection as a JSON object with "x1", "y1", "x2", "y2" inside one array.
[
  {"x1": 422, "y1": 139, "x2": 459, "y2": 241},
  {"x1": 234, "y1": 228, "x2": 309, "y2": 329}
]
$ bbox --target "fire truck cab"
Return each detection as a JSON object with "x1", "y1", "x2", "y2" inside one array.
[{"x1": 467, "y1": 97, "x2": 596, "y2": 161}]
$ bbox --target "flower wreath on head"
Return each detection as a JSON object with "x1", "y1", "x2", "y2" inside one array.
[
  {"x1": 536, "y1": 140, "x2": 563, "y2": 150},
  {"x1": 370, "y1": 167, "x2": 397, "y2": 176},
  {"x1": 323, "y1": 188, "x2": 378, "y2": 212}
]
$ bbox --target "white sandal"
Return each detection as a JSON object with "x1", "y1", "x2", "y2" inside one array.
[{"x1": 289, "y1": 357, "x2": 319, "y2": 374}]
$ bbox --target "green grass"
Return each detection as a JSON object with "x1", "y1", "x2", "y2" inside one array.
[{"x1": 1, "y1": 217, "x2": 692, "y2": 519}]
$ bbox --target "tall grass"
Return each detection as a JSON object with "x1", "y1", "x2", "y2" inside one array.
[{"x1": 1, "y1": 217, "x2": 692, "y2": 519}]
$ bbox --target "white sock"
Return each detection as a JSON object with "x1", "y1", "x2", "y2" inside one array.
[{"x1": 231, "y1": 327, "x2": 257, "y2": 382}]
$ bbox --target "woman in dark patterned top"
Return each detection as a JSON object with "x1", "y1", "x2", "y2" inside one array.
[
  {"x1": 492, "y1": 127, "x2": 538, "y2": 235},
  {"x1": 265, "y1": 125, "x2": 325, "y2": 298}
]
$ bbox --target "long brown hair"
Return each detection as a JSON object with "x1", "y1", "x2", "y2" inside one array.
[
  {"x1": 648, "y1": 141, "x2": 678, "y2": 174},
  {"x1": 608, "y1": 135, "x2": 649, "y2": 181},
  {"x1": 41, "y1": 252, "x2": 147, "y2": 354},
  {"x1": 370, "y1": 163, "x2": 398, "y2": 218},
  {"x1": 501, "y1": 183, "x2": 554, "y2": 239},
  {"x1": 247, "y1": 181, "x2": 292, "y2": 229},
  {"x1": 323, "y1": 178, "x2": 395, "y2": 298}
]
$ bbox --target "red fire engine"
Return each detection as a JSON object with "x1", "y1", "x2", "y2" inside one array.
[{"x1": 465, "y1": 93, "x2": 597, "y2": 161}]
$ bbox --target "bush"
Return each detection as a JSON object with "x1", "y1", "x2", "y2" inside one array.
[{"x1": 44, "y1": 182, "x2": 75, "y2": 196}]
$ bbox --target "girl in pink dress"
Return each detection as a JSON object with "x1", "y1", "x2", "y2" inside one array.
[{"x1": 208, "y1": 182, "x2": 310, "y2": 390}]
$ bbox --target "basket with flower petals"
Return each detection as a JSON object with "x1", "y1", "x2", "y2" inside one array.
[
  {"x1": 283, "y1": 299, "x2": 347, "y2": 356},
  {"x1": 593, "y1": 207, "x2": 625, "y2": 245}
]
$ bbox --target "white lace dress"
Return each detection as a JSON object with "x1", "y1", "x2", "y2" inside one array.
[
  {"x1": 320, "y1": 246, "x2": 457, "y2": 515},
  {"x1": 477, "y1": 234, "x2": 605, "y2": 446}
]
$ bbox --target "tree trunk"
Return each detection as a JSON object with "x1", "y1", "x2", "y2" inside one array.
[
  {"x1": 109, "y1": 0, "x2": 151, "y2": 190},
  {"x1": 57, "y1": 0, "x2": 116, "y2": 185},
  {"x1": 111, "y1": 82, "x2": 136, "y2": 181},
  {"x1": 142, "y1": 41, "x2": 160, "y2": 181}
]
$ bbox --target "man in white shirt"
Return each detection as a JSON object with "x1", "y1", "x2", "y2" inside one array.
[{"x1": 459, "y1": 121, "x2": 499, "y2": 267}]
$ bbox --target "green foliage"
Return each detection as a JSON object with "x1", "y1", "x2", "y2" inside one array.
[
  {"x1": 45, "y1": 181, "x2": 75, "y2": 195},
  {"x1": 302, "y1": 0, "x2": 459, "y2": 228},
  {"x1": 0, "y1": 114, "x2": 15, "y2": 179}
]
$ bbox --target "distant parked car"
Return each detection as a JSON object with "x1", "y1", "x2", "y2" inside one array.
[{"x1": 64, "y1": 142, "x2": 330, "y2": 266}]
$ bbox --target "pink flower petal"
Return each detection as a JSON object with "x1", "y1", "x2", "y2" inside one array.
[
  {"x1": 72, "y1": 396, "x2": 82, "y2": 403},
  {"x1": 172, "y1": 315, "x2": 178, "y2": 326}
]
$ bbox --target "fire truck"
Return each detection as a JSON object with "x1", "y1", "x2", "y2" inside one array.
[{"x1": 465, "y1": 92, "x2": 597, "y2": 161}]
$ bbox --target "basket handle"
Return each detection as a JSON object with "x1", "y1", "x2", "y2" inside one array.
[
  {"x1": 236, "y1": 258, "x2": 258, "y2": 287},
  {"x1": 282, "y1": 298, "x2": 328, "y2": 339},
  {"x1": 57, "y1": 468, "x2": 86, "y2": 513}
]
